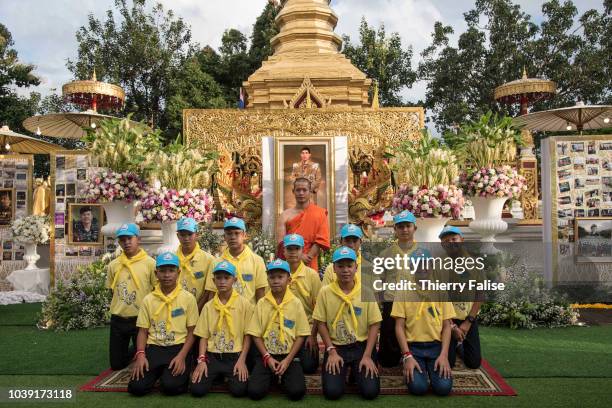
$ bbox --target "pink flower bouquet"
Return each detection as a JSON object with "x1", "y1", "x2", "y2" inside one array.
[
  {"x1": 140, "y1": 187, "x2": 214, "y2": 223},
  {"x1": 392, "y1": 184, "x2": 465, "y2": 219},
  {"x1": 85, "y1": 170, "x2": 147, "y2": 203},
  {"x1": 459, "y1": 165, "x2": 527, "y2": 199}
]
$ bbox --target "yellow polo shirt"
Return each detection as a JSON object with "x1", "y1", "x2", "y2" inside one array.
[
  {"x1": 137, "y1": 286, "x2": 199, "y2": 346},
  {"x1": 194, "y1": 291, "x2": 253, "y2": 353},
  {"x1": 105, "y1": 252, "x2": 157, "y2": 318},
  {"x1": 391, "y1": 300, "x2": 456, "y2": 343},
  {"x1": 289, "y1": 262, "x2": 322, "y2": 322},
  {"x1": 176, "y1": 246, "x2": 215, "y2": 301},
  {"x1": 205, "y1": 246, "x2": 268, "y2": 304},
  {"x1": 246, "y1": 290, "x2": 310, "y2": 355},
  {"x1": 312, "y1": 282, "x2": 382, "y2": 345}
]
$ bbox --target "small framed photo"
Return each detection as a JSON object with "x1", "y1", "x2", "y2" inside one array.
[
  {"x1": 66, "y1": 183, "x2": 76, "y2": 197},
  {"x1": 77, "y1": 169, "x2": 87, "y2": 180},
  {"x1": 600, "y1": 142, "x2": 612, "y2": 151},
  {"x1": 2, "y1": 251, "x2": 12, "y2": 261},
  {"x1": 2, "y1": 241, "x2": 12, "y2": 250},
  {"x1": 575, "y1": 218, "x2": 612, "y2": 263},
  {"x1": 56, "y1": 184, "x2": 65, "y2": 197},
  {"x1": 3, "y1": 180, "x2": 13, "y2": 189},
  {"x1": 559, "y1": 181, "x2": 571, "y2": 193},
  {"x1": 558, "y1": 156, "x2": 572, "y2": 167},
  {"x1": 67, "y1": 203, "x2": 104, "y2": 246},
  {"x1": 64, "y1": 247, "x2": 79, "y2": 257},
  {"x1": 14, "y1": 251, "x2": 24, "y2": 261},
  {"x1": 16, "y1": 191, "x2": 26, "y2": 201},
  {"x1": 15, "y1": 173, "x2": 27, "y2": 181},
  {"x1": 55, "y1": 228, "x2": 65, "y2": 239},
  {"x1": 571, "y1": 142, "x2": 584, "y2": 152},
  {"x1": 0, "y1": 188, "x2": 15, "y2": 226},
  {"x1": 588, "y1": 142, "x2": 597, "y2": 154}
]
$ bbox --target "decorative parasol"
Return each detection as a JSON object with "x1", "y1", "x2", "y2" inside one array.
[
  {"x1": 22, "y1": 70, "x2": 127, "y2": 139},
  {"x1": 513, "y1": 101, "x2": 612, "y2": 132},
  {"x1": 0, "y1": 125, "x2": 61, "y2": 154},
  {"x1": 23, "y1": 110, "x2": 117, "y2": 139},
  {"x1": 494, "y1": 68, "x2": 557, "y2": 115}
]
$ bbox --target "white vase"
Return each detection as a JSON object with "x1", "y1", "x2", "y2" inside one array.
[
  {"x1": 101, "y1": 200, "x2": 137, "y2": 237},
  {"x1": 469, "y1": 196, "x2": 509, "y2": 244},
  {"x1": 157, "y1": 221, "x2": 180, "y2": 254},
  {"x1": 414, "y1": 217, "x2": 450, "y2": 243},
  {"x1": 23, "y1": 242, "x2": 40, "y2": 270}
]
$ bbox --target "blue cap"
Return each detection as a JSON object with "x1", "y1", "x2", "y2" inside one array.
[
  {"x1": 156, "y1": 252, "x2": 179, "y2": 268},
  {"x1": 224, "y1": 217, "x2": 246, "y2": 231},
  {"x1": 341, "y1": 224, "x2": 363, "y2": 239},
  {"x1": 283, "y1": 233, "x2": 305, "y2": 248},
  {"x1": 177, "y1": 217, "x2": 198, "y2": 233},
  {"x1": 332, "y1": 246, "x2": 357, "y2": 263},
  {"x1": 266, "y1": 259, "x2": 291, "y2": 274},
  {"x1": 439, "y1": 226, "x2": 463, "y2": 239},
  {"x1": 116, "y1": 223, "x2": 140, "y2": 238},
  {"x1": 213, "y1": 260, "x2": 237, "y2": 277},
  {"x1": 393, "y1": 210, "x2": 417, "y2": 225}
]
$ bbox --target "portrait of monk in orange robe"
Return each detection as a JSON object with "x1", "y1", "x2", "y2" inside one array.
[{"x1": 277, "y1": 178, "x2": 330, "y2": 271}]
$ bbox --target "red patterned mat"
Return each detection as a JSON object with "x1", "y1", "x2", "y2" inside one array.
[{"x1": 80, "y1": 358, "x2": 515, "y2": 396}]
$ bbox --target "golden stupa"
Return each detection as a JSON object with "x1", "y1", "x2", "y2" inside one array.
[{"x1": 244, "y1": 0, "x2": 371, "y2": 109}]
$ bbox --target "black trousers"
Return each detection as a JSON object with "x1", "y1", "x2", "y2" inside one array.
[
  {"x1": 128, "y1": 344, "x2": 190, "y2": 396},
  {"x1": 247, "y1": 353, "x2": 306, "y2": 401},
  {"x1": 378, "y1": 302, "x2": 401, "y2": 367},
  {"x1": 109, "y1": 315, "x2": 138, "y2": 370},
  {"x1": 322, "y1": 342, "x2": 380, "y2": 400},
  {"x1": 448, "y1": 318, "x2": 482, "y2": 369},
  {"x1": 191, "y1": 352, "x2": 248, "y2": 398},
  {"x1": 299, "y1": 341, "x2": 320, "y2": 374}
]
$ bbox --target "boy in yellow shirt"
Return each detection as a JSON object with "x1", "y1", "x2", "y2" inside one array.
[
  {"x1": 439, "y1": 226, "x2": 482, "y2": 369},
  {"x1": 313, "y1": 247, "x2": 382, "y2": 400},
  {"x1": 175, "y1": 217, "x2": 215, "y2": 310},
  {"x1": 246, "y1": 259, "x2": 310, "y2": 401},
  {"x1": 105, "y1": 223, "x2": 156, "y2": 370},
  {"x1": 283, "y1": 233, "x2": 322, "y2": 374},
  {"x1": 391, "y1": 249, "x2": 455, "y2": 396},
  {"x1": 191, "y1": 260, "x2": 253, "y2": 398},
  {"x1": 205, "y1": 217, "x2": 268, "y2": 304},
  {"x1": 322, "y1": 224, "x2": 364, "y2": 286},
  {"x1": 128, "y1": 252, "x2": 199, "y2": 396}
]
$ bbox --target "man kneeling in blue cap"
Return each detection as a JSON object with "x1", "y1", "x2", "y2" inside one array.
[
  {"x1": 129, "y1": 252, "x2": 199, "y2": 396},
  {"x1": 439, "y1": 226, "x2": 482, "y2": 369},
  {"x1": 314, "y1": 247, "x2": 382, "y2": 400}
]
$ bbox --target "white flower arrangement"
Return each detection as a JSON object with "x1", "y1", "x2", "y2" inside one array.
[
  {"x1": 11, "y1": 215, "x2": 51, "y2": 244},
  {"x1": 249, "y1": 229, "x2": 276, "y2": 262},
  {"x1": 459, "y1": 165, "x2": 527, "y2": 199},
  {"x1": 84, "y1": 169, "x2": 148, "y2": 203}
]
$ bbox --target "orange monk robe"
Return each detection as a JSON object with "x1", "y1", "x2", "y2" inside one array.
[{"x1": 285, "y1": 203, "x2": 330, "y2": 271}]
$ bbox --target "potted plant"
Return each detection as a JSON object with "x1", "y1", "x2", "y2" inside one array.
[
  {"x1": 392, "y1": 130, "x2": 465, "y2": 242},
  {"x1": 10, "y1": 215, "x2": 51, "y2": 270},
  {"x1": 83, "y1": 116, "x2": 161, "y2": 237},
  {"x1": 451, "y1": 112, "x2": 526, "y2": 243},
  {"x1": 140, "y1": 139, "x2": 216, "y2": 253}
]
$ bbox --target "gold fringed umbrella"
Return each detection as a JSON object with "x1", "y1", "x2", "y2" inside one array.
[
  {"x1": 513, "y1": 102, "x2": 612, "y2": 132},
  {"x1": 0, "y1": 125, "x2": 61, "y2": 154},
  {"x1": 23, "y1": 110, "x2": 117, "y2": 139}
]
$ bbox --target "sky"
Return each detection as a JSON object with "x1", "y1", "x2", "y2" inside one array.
[{"x1": 0, "y1": 0, "x2": 605, "y2": 103}]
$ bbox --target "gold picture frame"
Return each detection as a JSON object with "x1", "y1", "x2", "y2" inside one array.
[
  {"x1": 275, "y1": 136, "x2": 335, "y2": 238},
  {"x1": 0, "y1": 187, "x2": 15, "y2": 227},
  {"x1": 574, "y1": 217, "x2": 612, "y2": 263},
  {"x1": 67, "y1": 203, "x2": 105, "y2": 246}
]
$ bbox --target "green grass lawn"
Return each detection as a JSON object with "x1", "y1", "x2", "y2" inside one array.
[{"x1": 1, "y1": 303, "x2": 611, "y2": 408}]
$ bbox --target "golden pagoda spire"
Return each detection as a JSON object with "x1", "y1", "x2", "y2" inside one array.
[
  {"x1": 272, "y1": 0, "x2": 342, "y2": 55},
  {"x1": 371, "y1": 81, "x2": 380, "y2": 109}
]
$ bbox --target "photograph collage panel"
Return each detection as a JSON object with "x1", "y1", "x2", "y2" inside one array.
[
  {"x1": 53, "y1": 154, "x2": 108, "y2": 260},
  {"x1": 555, "y1": 139, "x2": 612, "y2": 260},
  {"x1": 0, "y1": 158, "x2": 31, "y2": 230}
]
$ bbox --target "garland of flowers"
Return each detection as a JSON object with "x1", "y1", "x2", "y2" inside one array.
[
  {"x1": 393, "y1": 184, "x2": 465, "y2": 219},
  {"x1": 84, "y1": 169, "x2": 148, "y2": 203},
  {"x1": 459, "y1": 165, "x2": 527, "y2": 199},
  {"x1": 11, "y1": 215, "x2": 51, "y2": 244},
  {"x1": 140, "y1": 187, "x2": 214, "y2": 223}
]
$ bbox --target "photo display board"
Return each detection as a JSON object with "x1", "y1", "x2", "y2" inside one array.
[{"x1": 542, "y1": 135, "x2": 612, "y2": 283}]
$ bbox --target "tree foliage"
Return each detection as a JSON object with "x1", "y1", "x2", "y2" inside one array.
[
  {"x1": 419, "y1": 0, "x2": 611, "y2": 133},
  {"x1": 342, "y1": 18, "x2": 416, "y2": 107}
]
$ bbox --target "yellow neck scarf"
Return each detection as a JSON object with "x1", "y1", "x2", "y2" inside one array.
[
  {"x1": 178, "y1": 243, "x2": 201, "y2": 285},
  {"x1": 290, "y1": 262, "x2": 309, "y2": 298},
  {"x1": 213, "y1": 290, "x2": 239, "y2": 338},
  {"x1": 329, "y1": 280, "x2": 360, "y2": 332},
  {"x1": 111, "y1": 249, "x2": 148, "y2": 290},
  {"x1": 152, "y1": 284, "x2": 183, "y2": 331},
  {"x1": 222, "y1": 246, "x2": 250, "y2": 294},
  {"x1": 263, "y1": 289, "x2": 296, "y2": 343}
]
